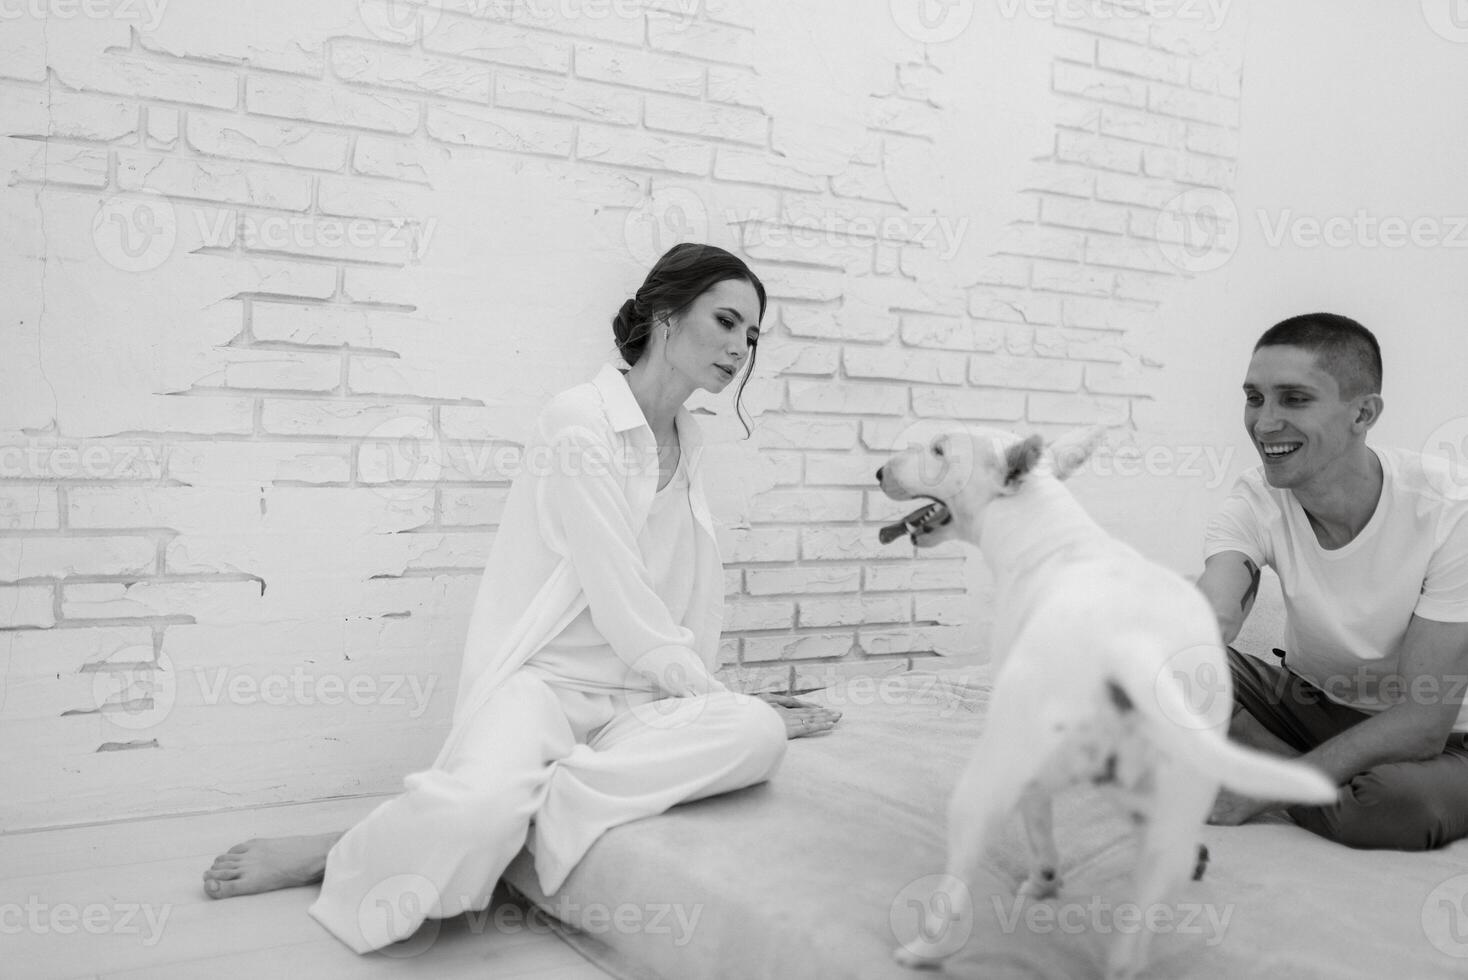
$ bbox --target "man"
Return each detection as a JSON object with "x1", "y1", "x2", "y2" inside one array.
[{"x1": 1196, "y1": 313, "x2": 1468, "y2": 849}]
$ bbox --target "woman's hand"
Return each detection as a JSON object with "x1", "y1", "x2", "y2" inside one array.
[{"x1": 757, "y1": 693, "x2": 842, "y2": 739}]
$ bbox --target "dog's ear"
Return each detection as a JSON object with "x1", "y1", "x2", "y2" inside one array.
[
  {"x1": 1001, "y1": 434, "x2": 1045, "y2": 492},
  {"x1": 1048, "y1": 425, "x2": 1106, "y2": 480}
]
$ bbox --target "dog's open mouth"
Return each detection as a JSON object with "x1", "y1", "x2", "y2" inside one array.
[{"x1": 878, "y1": 499, "x2": 951, "y2": 545}]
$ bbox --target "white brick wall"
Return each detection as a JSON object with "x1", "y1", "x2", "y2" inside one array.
[{"x1": 0, "y1": 0, "x2": 1249, "y2": 828}]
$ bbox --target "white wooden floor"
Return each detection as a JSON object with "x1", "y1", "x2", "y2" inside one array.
[{"x1": 0, "y1": 796, "x2": 612, "y2": 980}]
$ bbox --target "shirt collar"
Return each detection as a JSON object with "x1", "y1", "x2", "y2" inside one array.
[{"x1": 590, "y1": 362, "x2": 706, "y2": 465}]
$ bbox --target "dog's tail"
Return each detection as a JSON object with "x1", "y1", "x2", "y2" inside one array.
[{"x1": 1107, "y1": 649, "x2": 1338, "y2": 806}]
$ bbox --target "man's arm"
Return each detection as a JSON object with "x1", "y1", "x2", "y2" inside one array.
[
  {"x1": 1297, "y1": 615, "x2": 1468, "y2": 782},
  {"x1": 1196, "y1": 551, "x2": 1263, "y2": 647}
]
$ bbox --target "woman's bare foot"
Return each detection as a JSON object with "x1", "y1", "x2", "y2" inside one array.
[{"x1": 202, "y1": 831, "x2": 343, "y2": 899}]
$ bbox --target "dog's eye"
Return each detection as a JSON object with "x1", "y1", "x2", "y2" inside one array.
[{"x1": 932, "y1": 444, "x2": 945, "y2": 457}]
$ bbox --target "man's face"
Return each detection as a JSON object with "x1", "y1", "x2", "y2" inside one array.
[{"x1": 1242, "y1": 345, "x2": 1363, "y2": 489}]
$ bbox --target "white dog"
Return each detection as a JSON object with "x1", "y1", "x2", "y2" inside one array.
[{"x1": 876, "y1": 425, "x2": 1337, "y2": 980}]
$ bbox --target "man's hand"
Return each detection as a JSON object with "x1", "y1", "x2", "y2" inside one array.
[{"x1": 758, "y1": 693, "x2": 841, "y2": 739}]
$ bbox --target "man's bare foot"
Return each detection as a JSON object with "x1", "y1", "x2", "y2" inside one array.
[{"x1": 202, "y1": 831, "x2": 343, "y2": 899}]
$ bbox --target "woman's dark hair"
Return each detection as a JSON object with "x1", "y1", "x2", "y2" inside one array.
[{"x1": 612, "y1": 242, "x2": 767, "y2": 436}]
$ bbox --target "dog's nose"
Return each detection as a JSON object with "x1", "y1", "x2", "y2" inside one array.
[{"x1": 875, "y1": 466, "x2": 884, "y2": 483}]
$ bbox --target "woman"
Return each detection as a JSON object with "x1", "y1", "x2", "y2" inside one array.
[{"x1": 201, "y1": 243, "x2": 842, "y2": 952}]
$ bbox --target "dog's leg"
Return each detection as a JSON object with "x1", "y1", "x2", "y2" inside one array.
[
  {"x1": 894, "y1": 665, "x2": 1068, "y2": 970},
  {"x1": 1016, "y1": 786, "x2": 1062, "y2": 900},
  {"x1": 1104, "y1": 765, "x2": 1214, "y2": 980}
]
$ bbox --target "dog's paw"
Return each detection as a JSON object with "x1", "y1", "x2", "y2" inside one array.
[{"x1": 1018, "y1": 868, "x2": 1062, "y2": 901}]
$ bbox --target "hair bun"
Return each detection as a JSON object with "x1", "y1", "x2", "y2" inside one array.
[{"x1": 612, "y1": 297, "x2": 638, "y2": 345}]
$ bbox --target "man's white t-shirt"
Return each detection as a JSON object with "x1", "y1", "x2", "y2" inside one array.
[{"x1": 1204, "y1": 446, "x2": 1468, "y2": 731}]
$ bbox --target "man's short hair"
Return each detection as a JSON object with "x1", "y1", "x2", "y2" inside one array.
[{"x1": 1254, "y1": 313, "x2": 1382, "y2": 400}]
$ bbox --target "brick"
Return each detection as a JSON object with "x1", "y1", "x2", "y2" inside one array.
[
  {"x1": 246, "y1": 76, "x2": 419, "y2": 134},
  {"x1": 0, "y1": 86, "x2": 138, "y2": 142},
  {"x1": 715, "y1": 148, "x2": 823, "y2": 191},
  {"x1": 1051, "y1": 27, "x2": 1097, "y2": 64},
  {"x1": 0, "y1": 16, "x2": 47, "y2": 81},
  {"x1": 897, "y1": 61, "x2": 946, "y2": 102},
  {"x1": 61, "y1": 580, "x2": 264, "y2": 622},
  {"x1": 251, "y1": 302, "x2": 421, "y2": 349},
  {"x1": 1063, "y1": 296, "x2": 1156, "y2": 331},
  {"x1": 0, "y1": 440, "x2": 165, "y2": 481},
  {"x1": 755, "y1": 416, "x2": 859, "y2": 451},
  {"x1": 1098, "y1": 105, "x2": 1186, "y2": 147},
  {"x1": 1148, "y1": 85, "x2": 1239, "y2": 127},
  {"x1": 866, "y1": 96, "x2": 939, "y2": 139},
  {"x1": 1033, "y1": 327, "x2": 1128, "y2": 362},
  {"x1": 353, "y1": 134, "x2": 433, "y2": 182},
  {"x1": 318, "y1": 177, "x2": 433, "y2": 223},
  {"x1": 725, "y1": 528, "x2": 798, "y2": 563},
  {"x1": 496, "y1": 71, "x2": 640, "y2": 125},
  {"x1": 1114, "y1": 271, "x2": 1175, "y2": 303},
  {"x1": 1186, "y1": 123, "x2": 1239, "y2": 158},
  {"x1": 969, "y1": 354, "x2": 1084, "y2": 392},
  {"x1": 760, "y1": 451, "x2": 803, "y2": 485},
  {"x1": 1095, "y1": 171, "x2": 1179, "y2": 208},
  {"x1": 804, "y1": 452, "x2": 887, "y2": 488},
  {"x1": 466, "y1": 0, "x2": 644, "y2": 44},
  {"x1": 916, "y1": 594, "x2": 970, "y2": 625},
  {"x1": 1096, "y1": 39, "x2": 1189, "y2": 85},
  {"x1": 864, "y1": 561, "x2": 965, "y2": 591},
  {"x1": 0, "y1": 585, "x2": 54, "y2": 627},
  {"x1": 724, "y1": 569, "x2": 743, "y2": 597},
  {"x1": 260, "y1": 400, "x2": 432, "y2": 438},
  {"x1": 967, "y1": 290, "x2": 1060, "y2": 325},
  {"x1": 575, "y1": 43, "x2": 702, "y2": 96},
  {"x1": 439, "y1": 486, "x2": 512, "y2": 525},
  {"x1": 53, "y1": 56, "x2": 237, "y2": 109},
  {"x1": 831, "y1": 163, "x2": 898, "y2": 204},
  {"x1": 645, "y1": 93, "x2": 766, "y2": 146},
  {"x1": 782, "y1": 306, "x2": 895, "y2": 343},
  {"x1": 426, "y1": 104, "x2": 575, "y2": 157},
  {"x1": 332, "y1": 39, "x2": 491, "y2": 101},
  {"x1": 1085, "y1": 236, "x2": 1175, "y2": 274},
  {"x1": 6, "y1": 143, "x2": 109, "y2": 187},
  {"x1": 799, "y1": 596, "x2": 908, "y2": 629},
  {"x1": 787, "y1": 381, "x2": 906, "y2": 416},
  {"x1": 858, "y1": 626, "x2": 960, "y2": 656},
  {"x1": 745, "y1": 565, "x2": 862, "y2": 596},
  {"x1": 0, "y1": 536, "x2": 156, "y2": 580},
  {"x1": 1027, "y1": 392, "x2": 1130, "y2": 425},
  {"x1": 187, "y1": 112, "x2": 349, "y2": 172},
  {"x1": 425, "y1": 16, "x2": 572, "y2": 73},
  {"x1": 1022, "y1": 162, "x2": 1096, "y2": 199},
  {"x1": 1085, "y1": 362, "x2": 1155, "y2": 396},
  {"x1": 1052, "y1": 63, "x2": 1147, "y2": 107},
  {"x1": 1141, "y1": 148, "x2": 1235, "y2": 188},
  {"x1": 843, "y1": 347, "x2": 965, "y2": 385},
  {"x1": 900, "y1": 316, "x2": 1003, "y2": 353},
  {"x1": 970, "y1": 256, "x2": 1031, "y2": 289},
  {"x1": 167, "y1": 441, "x2": 352, "y2": 487},
  {"x1": 647, "y1": 14, "x2": 752, "y2": 65},
  {"x1": 762, "y1": 343, "x2": 838, "y2": 377},
  {"x1": 115, "y1": 151, "x2": 312, "y2": 211},
  {"x1": 801, "y1": 526, "x2": 897, "y2": 561},
  {"x1": 1031, "y1": 260, "x2": 1114, "y2": 296},
  {"x1": 707, "y1": 65, "x2": 761, "y2": 108},
  {"x1": 67, "y1": 487, "x2": 262, "y2": 532},
  {"x1": 726, "y1": 599, "x2": 795, "y2": 631},
  {"x1": 1039, "y1": 196, "x2": 1129, "y2": 236},
  {"x1": 749, "y1": 490, "x2": 863, "y2": 523},
  {"x1": 1056, "y1": 131, "x2": 1141, "y2": 173},
  {"x1": 0, "y1": 487, "x2": 60, "y2": 530},
  {"x1": 579, "y1": 125, "x2": 710, "y2": 175},
  {"x1": 743, "y1": 633, "x2": 852, "y2": 662},
  {"x1": 912, "y1": 388, "x2": 1025, "y2": 422}
]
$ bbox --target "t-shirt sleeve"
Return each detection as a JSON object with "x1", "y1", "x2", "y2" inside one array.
[
  {"x1": 1415, "y1": 508, "x2": 1468, "y2": 622},
  {"x1": 1203, "y1": 477, "x2": 1270, "y2": 568}
]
